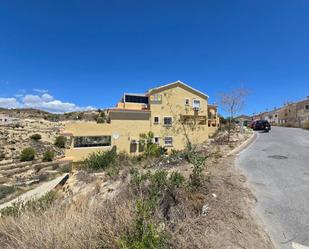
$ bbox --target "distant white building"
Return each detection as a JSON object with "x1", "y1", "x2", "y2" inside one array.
[{"x1": 0, "y1": 115, "x2": 20, "y2": 125}]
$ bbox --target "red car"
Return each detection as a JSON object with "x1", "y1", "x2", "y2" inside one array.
[{"x1": 250, "y1": 120, "x2": 256, "y2": 129}]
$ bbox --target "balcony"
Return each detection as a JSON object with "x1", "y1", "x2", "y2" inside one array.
[
  {"x1": 180, "y1": 115, "x2": 207, "y2": 125},
  {"x1": 116, "y1": 93, "x2": 150, "y2": 111}
]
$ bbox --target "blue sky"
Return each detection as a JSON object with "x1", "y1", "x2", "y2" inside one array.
[{"x1": 0, "y1": 0, "x2": 308, "y2": 114}]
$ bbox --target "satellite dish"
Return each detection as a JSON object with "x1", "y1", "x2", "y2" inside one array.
[{"x1": 113, "y1": 133, "x2": 119, "y2": 140}]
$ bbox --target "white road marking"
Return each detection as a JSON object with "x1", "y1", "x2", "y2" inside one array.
[{"x1": 292, "y1": 242, "x2": 309, "y2": 249}]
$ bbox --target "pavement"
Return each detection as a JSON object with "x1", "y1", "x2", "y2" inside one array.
[
  {"x1": 0, "y1": 173, "x2": 69, "y2": 210},
  {"x1": 236, "y1": 126, "x2": 309, "y2": 249}
]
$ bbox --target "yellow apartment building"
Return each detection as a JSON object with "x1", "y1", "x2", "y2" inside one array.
[{"x1": 61, "y1": 81, "x2": 219, "y2": 162}]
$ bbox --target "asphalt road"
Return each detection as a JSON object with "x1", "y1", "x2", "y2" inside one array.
[{"x1": 236, "y1": 127, "x2": 309, "y2": 249}]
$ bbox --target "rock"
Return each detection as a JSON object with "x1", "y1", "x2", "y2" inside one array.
[{"x1": 202, "y1": 203, "x2": 209, "y2": 216}]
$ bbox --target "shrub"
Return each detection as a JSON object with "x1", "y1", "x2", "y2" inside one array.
[
  {"x1": 54, "y1": 136, "x2": 67, "y2": 148},
  {"x1": 59, "y1": 163, "x2": 72, "y2": 173},
  {"x1": 84, "y1": 147, "x2": 118, "y2": 171},
  {"x1": 30, "y1": 133, "x2": 42, "y2": 141},
  {"x1": 169, "y1": 172, "x2": 185, "y2": 188},
  {"x1": 119, "y1": 169, "x2": 180, "y2": 249},
  {"x1": 0, "y1": 190, "x2": 57, "y2": 217},
  {"x1": 20, "y1": 147, "x2": 36, "y2": 161},
  {"x1": 118, "y1": 200, "x2": 169, "y2": 249},
  {"x1": 139, "y1": 132, "x2": 167, "y2": 157},
  {"x1": 185, "y1": 146, "x2": 208, "y2": 190},
  {"x1": 0, "y1": 185, "x2": 17, "y2": 200},
  {"x1": 96, "y1": 116, "x2": 105, "y2": 123},
  {"x1": 42, "y1": 150, "x2": 54, "y2": 162}
]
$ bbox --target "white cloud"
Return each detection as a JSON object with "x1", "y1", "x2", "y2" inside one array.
[
  {"x1": 0, "y1": 93, "x2": 95, "y2": 113},
  {"x1": 14, "y1": 94, "x2": 24, "y2": 98},
  {"x1": 41, "y1": 93, "x2": 54, "y2": 102},
  {"x1": 0, "y1": 98, "x2": 21, "y2": 109},
  {"x1": 33, "y1": 88, "x2": 48, "y2": 93}
]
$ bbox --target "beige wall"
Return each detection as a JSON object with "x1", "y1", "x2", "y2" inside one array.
[
  {"x1": 64, "y1": 84, "x2": 219, "y2": 161},
  {"x1": 65, "y1": 120, "x2": 151, "y2": 161},
  {"x1": 148, "y1": 86, "x2": 209, "y2": 150}
]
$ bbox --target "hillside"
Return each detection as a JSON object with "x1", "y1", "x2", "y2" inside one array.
[{"x1": 0, "y1": 108, "x2": 106, "y2": 122}]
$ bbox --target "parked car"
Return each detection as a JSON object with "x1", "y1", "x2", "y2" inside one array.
[
  {"x1": 249, "y1": 120, "x2": 256, "y2": 129},
  {"x1": 253, "y1": 120, "x2": 271, "y2": 132}
]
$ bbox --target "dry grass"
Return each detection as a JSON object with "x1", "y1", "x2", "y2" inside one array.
[{"x1": 0, "y1": 191, "x2": 135, "y2": 249}]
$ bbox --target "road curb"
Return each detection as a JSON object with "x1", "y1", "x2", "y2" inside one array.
[{"x1": 226, "y1": 132, "x2": 257, "y2": 157}]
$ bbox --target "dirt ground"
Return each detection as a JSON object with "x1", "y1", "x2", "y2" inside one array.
[
  {"x1": 62, "y1": 131, "x2": 275, "y2": 249},
  {"x1": 199, "y1": 154, "x2": 275, "y2": 249}
]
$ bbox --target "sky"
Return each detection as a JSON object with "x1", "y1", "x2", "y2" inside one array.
[{"x1": 0, "y1": 0, "x2": 309, "y2": 115}]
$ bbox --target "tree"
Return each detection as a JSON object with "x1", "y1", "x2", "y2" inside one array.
[{"x1": 219, "y1": 88, "x2": 248, "y2": 141}]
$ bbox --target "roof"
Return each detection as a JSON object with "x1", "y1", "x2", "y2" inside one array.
[
  {"x1": 208, "y1": 104, "x2": 218, "y2": 109},
  {"x1": 123, "y1": 93, "x2": 147, "y2": 97},
  {"x1": 147, "y1": 80, "x2": 209, "y2": 99}
]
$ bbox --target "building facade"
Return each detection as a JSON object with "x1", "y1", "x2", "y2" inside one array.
[
  {"x1": 253, "y1": 97, "x2": 309, "y2": 128},
  {"x1": 62, "y1": 81, "x2": 219, "y2": 162},
  {"x1": 296, "y1": 98, "x2": 309, "y2": 127}
]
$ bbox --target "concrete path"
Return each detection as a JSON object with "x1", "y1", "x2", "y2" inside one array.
[
  {"x1": 236, "y1": 127, "x2": 309, "y2": 249},
  {"x1": 0, "y1": 173, "x2": 69, "y2": 210}
]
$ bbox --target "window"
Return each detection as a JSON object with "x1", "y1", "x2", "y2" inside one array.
[
  {"x1": 124, "y1": 94, "x2": 149, "y2": 104},
  {"x1": 164, "y1": 137, "x2": 173, "y2": 146},
  {"x1": 154, "y1": 116, "x2": 160, "y2": 124},
  {"x1": 305, "y1": 105, "x2": 309, "y2": 110},
  {"x1": 193, "y1": 99, "x2": 201, "y2": 109},
  {"x1": 74, "y1": 136, "x2": 111, "y2": 148},
  {"x1": 154, "y1": 137, "x2": 160, "y2": 144},
  {"x1": 163, "y1": 117, "x2": 172, "y2": 126},
  {"x1": 185, "y1": 98, "x2": 190, "y2": 106}
]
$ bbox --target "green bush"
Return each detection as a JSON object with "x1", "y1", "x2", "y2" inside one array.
[
  {"x1": 20, "y1": 147, "x2": 36, "y2": 161},
  {"x1": 96, "y1": 116, "x2": 105, "y2": 123},
  {"x1": 120, "y1": 169, "x2": 185, "y2": 249},
  {"x1": 185, "y1": 146, "x2": 208, "y2": 190},
  {"x1": 54, "y1": 136, "x2": 67, "y2": 148},
  {"x1": 42, "y1": 150, "x2": 55, "y2": 162},
  {"x1": 139, "y1": 132, "x2": 167, "y2": 157},
  {"x1": 118, "y1": 200, "x2": 168, "y2": 249},
  {"x1": 84, "y1": 147, "x2": 118, "y2": 171},
  {"x1": 30, "y1": 133, "x2": 42, "y2": 141},
  {"x1": 169, "y1": 172, "x2": 185, "y2": 188}
]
